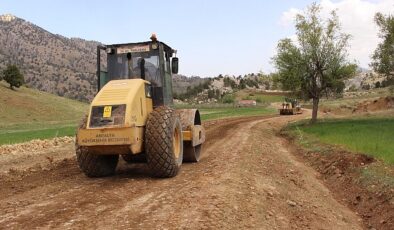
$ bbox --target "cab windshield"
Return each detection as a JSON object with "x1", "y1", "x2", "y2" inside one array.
[{"x1": 107, "y1": 51, "x2": 161, "y2": 87}]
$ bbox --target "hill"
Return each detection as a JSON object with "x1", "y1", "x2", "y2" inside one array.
[
  {"x1": 345, "y1": 69, "x2": 387, "y2": 91},
  {"x1": 0, "y1": 14, "x2": 209, "y2": 102},
  {"x1": 174, "y1": 73, "x2": 278, "y2": 103},
  {"x1": 0, "y1": 14, "x2": 100, "y2": 102},
  {"x1": 172, "y1": 74, "x2": 210, "y2": 94},
  {"x1": 0, "y1": 80, "x2": 88, "y2": 144}
]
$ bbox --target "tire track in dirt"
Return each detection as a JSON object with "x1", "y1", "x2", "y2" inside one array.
[{"x1": 0, "y1": 114, "x2": 363, "y2": 229}]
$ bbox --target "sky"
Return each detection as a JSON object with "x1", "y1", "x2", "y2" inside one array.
[{"x1": 0, "y1": 0, "x2": 393, "y2": 77}]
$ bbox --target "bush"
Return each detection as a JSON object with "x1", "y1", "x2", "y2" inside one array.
[
  {"x1": 207, "y1": 89, "x2": 215, "y2": 99},
  {"x1": 223, "y1": 77, "x2": 237, "y2": 89},
  {"x1": 382, "y1": 77, "x2": 394, "y2": 87},
  {"x1": 221, "y1": 94, "x2": 235, "y2": 104},
  {"x1": 215, "y1": 89, "x2": 221, "y2": 99},
  {"x1": 263, "y1": 81, "x2": 270, "y2": 90},
  {"x1": 3, "y1": 65, "x2": 24, "y2": 90},
  {"x1": 238, "y1": 79, "x2": 246, "y2": 89},
  {"x1": 255, "y1": 97, "x2": 263, "y2": 103}
]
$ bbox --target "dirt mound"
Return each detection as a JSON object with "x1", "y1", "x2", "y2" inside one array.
[
  {"x1": 353, "y1": 96, "x2": 394, "y2": 113},
  {"x1": 320, "y1": 104, "x2": 354, "y2": 115},
  {"x1": 0, "y1": 137, "x2": 74, "y2": 155},
  {"x1": 0, "y1": 137, "x2": 75, "y2": 179},
  {"x1": 289, "y1": 143, "x2": 394, "y2": 230}
]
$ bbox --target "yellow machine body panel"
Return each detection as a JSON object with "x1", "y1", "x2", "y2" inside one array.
[
  {"x1": 77, "y1": 79, "x2": 152, "y2": 154},
  {"x1": 88, "y1": 79, "x2": 152, "y2": 128}
]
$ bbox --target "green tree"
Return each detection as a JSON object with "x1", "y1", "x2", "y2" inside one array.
[
  {"x1": 207, "y1": 89, "x2": 215, "y2": 98},
  {"x1": 272, "y1": 3, "x2": 355, "y2": 123},
  {"x1": 3, "y1": 65, "x2": 24, "y2": 90},
  {"x1": 215, "y1": 89, "x2": 221, "y2": 99},
  {"x1": 238, "y1": 79, "x2": 246, "y2": 89},
  {"x1": 221, "y1": 94, "x2": 235, "y2": 104},
  {"x1": 371, "y1": 13, "x2": 394, "y2": 78}
]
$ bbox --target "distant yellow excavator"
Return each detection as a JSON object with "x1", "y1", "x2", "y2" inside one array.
[
  {"x1": 76, "y1": 35, "x2": 205, "y2": 178},
  {"x1": 279, "y1": 98, "x2": 302, "y2": 115}
]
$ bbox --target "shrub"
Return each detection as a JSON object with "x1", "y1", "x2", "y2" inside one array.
[
  {"x1": 255, "y1": 97, "x2": 263, "y2": 103},
  {"x1": 222, "y1": 94, "x2": 235, "y2": 104},
  {"x1": 3, "y1": 65, "x2": 24, "y2": 90}
]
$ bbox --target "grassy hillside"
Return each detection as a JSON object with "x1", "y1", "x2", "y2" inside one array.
[{"x1": 0, "y1": 81, "x2": 88, "y2": 145}]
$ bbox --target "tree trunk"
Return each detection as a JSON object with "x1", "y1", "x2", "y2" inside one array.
[{"x1": 311, "y1": 97, "x2": 319, "y2": 124}]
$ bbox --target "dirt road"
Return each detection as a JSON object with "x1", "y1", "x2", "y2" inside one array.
[{"x1": 0, "y1": 113, "x2": 363, "y2": 229}]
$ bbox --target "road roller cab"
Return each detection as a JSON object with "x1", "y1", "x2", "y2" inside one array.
[{"x1": 76, "y1": 35, "x2": 205, "y2": 178}]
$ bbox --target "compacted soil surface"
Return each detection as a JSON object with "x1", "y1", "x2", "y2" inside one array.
[{"x1": 0, "y1": 113, "x2": 371, "y2": 229}]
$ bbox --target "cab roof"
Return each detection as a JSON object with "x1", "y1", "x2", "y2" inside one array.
[{"x1": 105, "y1": 41, "x2": 174, "y2": 53}]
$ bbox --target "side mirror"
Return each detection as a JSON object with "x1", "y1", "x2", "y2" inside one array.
[{"x1": 171, "y1": 57, "x2": 179, "y2": 74}]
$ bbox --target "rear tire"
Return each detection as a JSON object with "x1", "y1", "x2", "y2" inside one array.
[
  {"x1": 145, "y1": 106, "x2": 183, "y2": 178},
  {"x1": 75, "y1": 116, "x2": 119, "y2": 177}
]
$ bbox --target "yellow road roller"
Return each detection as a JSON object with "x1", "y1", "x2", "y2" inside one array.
[{"x1": 76, "y1": 35, "x2": 205, "y2": 178}]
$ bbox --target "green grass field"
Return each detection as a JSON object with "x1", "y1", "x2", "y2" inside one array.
[
  {"x1": 235, "y1": 90, "x2": 285, "y2": 103},
  {"x1": 0, "y1": 124, "x2": 77, "y2": 145},
  {"x1": 0, "y1": 81, "x2": 88, "y2": 145},
  {"x1": 199, "y1": 106, "x2": 276, "y2": 121},
  {"x1": 293, "y1": 118, "x2": 394, "y2": 164}
]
